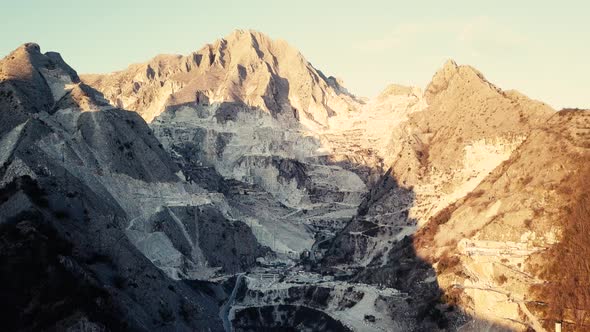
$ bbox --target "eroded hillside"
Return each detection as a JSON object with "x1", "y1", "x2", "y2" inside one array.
[
  {"x1": 413, "y1": 109, "x2": 590, "y2": 331},
  {"x1": 325, "y1": 59, "x2": 554, "y2": 274}
]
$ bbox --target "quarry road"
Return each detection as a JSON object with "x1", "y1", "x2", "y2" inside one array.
[
  {"x1": 310, "y1": 236, "x2": 333, "y2": 261},
  {"x1": 220, "y1": 273, "x2": 246, "y2": 332}
]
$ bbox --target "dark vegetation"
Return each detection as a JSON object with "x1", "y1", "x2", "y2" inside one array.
[
  {"x1": 0, "y1": 175, "x2": 49, "y2": 207},
  {"x1": 232, "y1": 305, "x2": 352, "y2": 332},
  {"x1": 414, "y1": 201, "x2": 460, "y2": 250},
  {"x1": 0, "y1": 213, "x2": 126, "y2": 331}
]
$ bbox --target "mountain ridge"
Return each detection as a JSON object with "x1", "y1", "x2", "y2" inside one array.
[{"x1": 82, "y1": 29, "x2": 362, "y2": 127}]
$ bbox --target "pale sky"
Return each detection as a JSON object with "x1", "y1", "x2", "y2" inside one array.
[{"x1": 1, "y1": 0, "x2": 588, "y2": 109}]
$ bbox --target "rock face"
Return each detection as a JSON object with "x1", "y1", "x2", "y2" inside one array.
[
  {"x1": 84, "y1": 30, "x2": 384, "y2": 255},
  {"x1": 150, "y1": 103, "x2": 367, "y2": 213},
  {"x1": 82, "y1": 30, "x2": 361, "y2": 127},
  {"x1": 0, "y1": 43, "x2": 269, "y2": 331}
]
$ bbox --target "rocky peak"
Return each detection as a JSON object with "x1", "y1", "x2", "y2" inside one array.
[
  {"x1": 377, "y1": 84, "x2": 418, "y2": 99},
  {"x1": 21, "y1": 42, "x2": 41, "y2": 53},
  {"x1": 218, "y1": 29, "x2": 298, "y2": 59},
  {"x1": 82, "y1": 30, "x2": 361, "y2": 126},
  {"x1": 187, "y1": 29, "x2": 309, "y2": 87},
  {"x1": 424, "y1": 59, "x2": 495, "y2": 104},
  {"x1": 420, "y1": 60, "x2": 553, "y2": 136},
  {"x1": 437, "y1": 59, "x2": 459, "y2": 79},
  {"x1": 0, "y1": 43, "x2": 84, "y2": 118},
  {"x1": 1, "y1": 43, "x2": 79, "y2": 83}
]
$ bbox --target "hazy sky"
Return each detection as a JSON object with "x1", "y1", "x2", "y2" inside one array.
[{"x1": 1, "y1": 0, "x2": 588, "y2": 109}]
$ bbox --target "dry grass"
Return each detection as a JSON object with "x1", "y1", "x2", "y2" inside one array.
[
  {"x1": 523, "y1": 219, "x2": 532, "y2": 229},
  {"x1": 496, "y1": 274, "x2": 508, "y2": 285},
  {"x1": 414, "y1": 201, "x2": 461, "y2": 252},
  {"x1": 528, "y1": 131, "x2": 590, "y2": 331},
  {"x1": 437, "y1": 253, "x2": 460, "y2": 273}
]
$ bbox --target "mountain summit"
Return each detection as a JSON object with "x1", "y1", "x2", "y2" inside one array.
[{"x1": 83, "y1": 30, "x2": 360, "y2": 126}]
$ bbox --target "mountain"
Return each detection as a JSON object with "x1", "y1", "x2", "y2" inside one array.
[
  {"x1": 83, "y1": 30, "x2": 378, "y2": 255},
  {"x1": 412, "y1": 109, "x2": 590, "y2": 331},
  {"x1": 2, "y1": 30, "x2": 587, "y2": 332},
  {"x1": 0, "y1": 36, "x2": 404, "y2": 332},
  {"x1": 322, "y1": 59, "x2": 562, "y2": 330},
  {"x1": 0, "y1": 43, "x2": 270, "y2": 331},
  {"x1": 82, "y1": 30, "x2": 361, "y2": 126},
  {"x1": 325, "y1": 59, "x2": 555, "y2": 268}
]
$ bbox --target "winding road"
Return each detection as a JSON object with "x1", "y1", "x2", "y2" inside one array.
[{"x1": 219, "y1": 273, "x2": 245, "y2": 332}]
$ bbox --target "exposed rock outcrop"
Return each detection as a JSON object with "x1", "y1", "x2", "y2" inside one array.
[
  {"x1": 0, "y1": 43, "x2": 271, "y2": 331},
  {"x1": 82, "y1": 30, "x2": 362, "y2": 127},
  {"x1": 83, "y1": 31, "x2": 383, "y2": 255}
]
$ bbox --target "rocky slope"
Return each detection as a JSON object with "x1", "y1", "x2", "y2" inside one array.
[
  {"x1": 411, "y1": 109, "x2": 590, "y2": 331},
  {"x1": 82, "y1": 32, "x2": 576, "y2": 331},
  {"x1": 320, "y1": 60, "x2": 570, "y2": 331},
  {"x1": 326, "y1": 59, "x2": 555, "y2": 271},
  {"x1": 386, "y1": 59, "x2": 553, "y2": 221},
  {"x1": 320, "y1": 65, "x2": 590, "y2": 331},
  {"x1": 0, "y1": 43, "x2": 271, "y2": 331},
  {"x1": 83, "y1": 30, "x2": 385, "y2": 255},
  {"x1": 82, "y1": 29, "x2": 361, "y2": 127}
]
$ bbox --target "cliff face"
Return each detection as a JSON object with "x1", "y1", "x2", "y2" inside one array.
[{"x1": 0, "y1": 43, "x2": 271, "y2": 331}]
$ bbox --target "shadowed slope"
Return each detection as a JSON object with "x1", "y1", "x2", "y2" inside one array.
[{"x1": 0, "y1": 43, "x2": 272, "y2": 331}]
